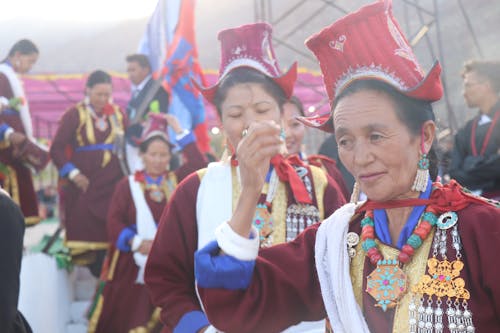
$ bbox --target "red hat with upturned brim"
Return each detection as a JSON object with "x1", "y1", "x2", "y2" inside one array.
[
  {"x1": 134, "y1": 113, "x2": 174, "y2": 148},
  {"x1": 193, "y1": 22, "x2": 297, "y2": 104},
  {"x1": 299, "y1": 0, "x2": 443, "y2": 133}
]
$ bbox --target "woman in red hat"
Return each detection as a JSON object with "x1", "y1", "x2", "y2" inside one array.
[
  {"x1": 88, "y1": 113, "x2": 207, "y2": 333},
  {"x1": 144, "y1": 22, "x2": 346, "y2": 333},
  {"x1": 283, "y1": 95, "x2": 349, "y2": 201},
  {"x1": 193, "y1": 2, "x2": 500, "y2": 333}
]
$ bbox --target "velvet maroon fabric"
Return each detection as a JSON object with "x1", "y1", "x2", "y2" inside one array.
[
  {"x1": 93, "y1": 142, "x2": 207, "y2": 333},
  {"x1": 197, "y1": 201, "x2": 500, "y2": 333},
  {"x1": 145, "y1": 162, "x2": 345, "y2": 332},
  {"x1": 50, "y1": 105, "x2": 126, "y2": 243},
  {"x1": 307, "y1": 154, "x2": 349, "y2": 201},
  {"x1": 0, "y1": 73, "x2": 39, "y2": 221}
]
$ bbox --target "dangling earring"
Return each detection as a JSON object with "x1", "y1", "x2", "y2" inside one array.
[
  {"x1": 412, "y1": 126, "x2": 430, "y2": 192},
  {"x1": 350, "y1": 181, "x2": 360, "y2": 203},
  {"x1": 84, "y1": 96, "x2": 90, "y2": 105},
  {"x1": 411, "y1": 152, "x2": 430, "y2": 192}
]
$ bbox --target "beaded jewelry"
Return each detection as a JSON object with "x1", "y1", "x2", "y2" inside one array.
[
  {"x1": 361, "y1": 209, "x2": 438, "y2": 311},
  {"x1": 409, "y1": 211, "x2": 474, "y2": 333},
  {"x1": 285, "y1": 166, "x2": 320, "y2": 242}
]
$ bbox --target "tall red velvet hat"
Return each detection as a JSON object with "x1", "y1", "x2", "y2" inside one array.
[
  {"x1": 300, "y1": 0, "x2": 443, "y2": 133},
  {"x1": 194, "y1": 22, "x2": 297, "y2": 104},
  {"x1": 135, "y1": 113, "x2": 173, "y2": 147}
]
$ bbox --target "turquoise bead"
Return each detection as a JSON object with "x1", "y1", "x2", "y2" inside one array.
[
  {"x1": 407, "y1": 234, "x2": 422, "y2": 248},
  {"x1": 362, "y1": 239, "x2": 377, "y2": 252},
  {"x1": 422, "y1": 211, "x2": 438, "y2": 226},
  {"x1": 361, "y1": 216, "x2": 374, "y2": 227}
]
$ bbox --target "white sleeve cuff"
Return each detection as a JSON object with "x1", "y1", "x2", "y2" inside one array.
[
  {"x1": 0, "y1": 97, "x2": 8, "y2": 107},
  {"x1": 204, "y1": 325, "x2": 219, "y2": 333},
  {"x1": 68, "y1": 168, "x2": 81, "y2": 180},
  {"x1": 4, "y1": 127, "x2": 14, "y2": 141},
  {"x1": 131, "y1": 235, "x2": 143, "y2": 252},
  {"x1": 215, "y1": 221, "x2": 259, "y2": 261}
]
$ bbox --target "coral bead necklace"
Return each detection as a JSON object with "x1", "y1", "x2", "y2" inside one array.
[{"x1": 361, "y1": 207, "x2": 438, "y2": 311}]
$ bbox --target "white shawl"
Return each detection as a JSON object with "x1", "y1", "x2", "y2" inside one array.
[
  {"x1": 314, "y1": 202, "x2": 372, "y2": 333},
  {"x1": 0, "y1": 63, "x2": 33, "y2": 138},
  {"x1": 129, "y1": 175, "x2": 157, "y2": 284}
]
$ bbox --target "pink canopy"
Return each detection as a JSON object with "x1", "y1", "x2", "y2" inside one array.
[{"x1": 23, "y1": 70, "x2": 329, "y2": 140}]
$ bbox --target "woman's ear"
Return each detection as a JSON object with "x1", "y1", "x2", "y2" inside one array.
[{"x1": 421, "y1": 120, "x2": 436, "y2": 153}]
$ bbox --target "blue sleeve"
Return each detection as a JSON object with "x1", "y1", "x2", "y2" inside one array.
[
  {"x1": 174, "y1": 310, "x2": 210, "y2": 333},
  {"x1": 59, "y1": 162, "x2": 77, "y2": 178},
  {"x1": 176, "y1": 131, "x2": 196, "y2": 150},
  {"x1": 0, "y1": 123, "x2": 12, "y2": 141},
  {"x1": 194, "y1": 240, "x2": 255, "y2": 290},
  {"x1": 116, "y1": 225, "x2": 137, "y2": 252}
]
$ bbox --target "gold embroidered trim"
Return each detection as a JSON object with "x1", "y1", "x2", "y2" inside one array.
[
  {"x1": 65, "y1": 240, "x2": 109, "y2": 251},
  {"x1": 349, "y1": 228, "x2": 435, "y2": 333},
  {"x1": 310, "y1": 165, "x2": 327, "y2": 220},
  {"x1": 75, "y1": 103, "x2": 123, "y2": 167},
  {"x1": 129, "y1": 307, "x2": 162, "y2": 333},
  {"x1": 107, "y1": 249, "x2": 120, "y2": 281}
]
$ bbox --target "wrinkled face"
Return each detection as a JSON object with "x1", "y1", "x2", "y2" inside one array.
[
  {"x1": 141, "y1": 139, "x2": 171, "y2": 177},
  {"x1": 126, "y1": 61, "x2": 150, "y2": 86},
  {"x1": 87, "y1": 83, "x2": 112, "y2": 113},
  {"x1": 221, "y1": 83, "x2": 281, "y2": 150},
  {"x1": 334, "y1": 89, "x2": 421, "y2": 201},
  {"x1": 12, "y1": 52, "x2": 38, "y2": 74},
  {"x1": 462, "y1": 71, "x2": 490, "y2": 108},
  {"x1": 282, "y1": 102, "x2": 305, "y2": 155}
]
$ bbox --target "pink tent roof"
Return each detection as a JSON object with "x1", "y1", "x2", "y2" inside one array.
[{"x1": 24, "y1": 69, "x2": 329, "y2": 140}]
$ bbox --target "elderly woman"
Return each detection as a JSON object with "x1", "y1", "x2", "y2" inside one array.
[
  {"x1": 144, "y1": 23, "x2": 346, "y2": 333},
  {"x1": 50, "y1": 70, "x2": 127, "y2": 276},
  {"x1": 283, "y1": 95, "x2": 349, "y2": 200},
  {"x1": 88, "y1": 113, "x2": 207, "y2": 333},
  {"x1": 194, "y1": 2, "x2": 500, "y2": 333}
]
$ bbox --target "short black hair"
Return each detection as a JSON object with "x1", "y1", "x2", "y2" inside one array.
[
  {"x1": 462, "y1": 59, "x2": 500, "y2": 93},
  {"x1": 212, "y1": 67, "x2": 287, "y2": 117},
  {"x1": 126, "y1": 54, "x2": 152, "y2": 72},
  {"x1": 286, "y1": 95, "x2": 304, "y2": 116},
  {"x1": 7, "y1": 39, "x2": 39, "y2": 57},
  {"x1": 86, "y1": 70, "x2": 112, "y2": 88}
]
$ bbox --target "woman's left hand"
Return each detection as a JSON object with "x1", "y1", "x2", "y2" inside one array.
[
  {"x1": 228, "y1": 120, "x2": 282, "y2": 238},
  {"x1": 137, "y1": 240, "x2": 153, "y2": 255}
]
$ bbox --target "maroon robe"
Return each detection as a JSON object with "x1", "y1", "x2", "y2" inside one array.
[
  {"x1": 145, "y1": 162, "x2": 346, "y2": 332},
  {"x1": 307, "y1": 154, "x2": 350, "y2": 201},
  {"x1": 50, "y1": 103, "x2": 126, "y2": 249},
  {"x1": 196, "y1": 201, "x2": 500, "y2": 333},
  {"x1": 91, "y1": 142, "x2": 207, "y2": 333},
  {"x1": 0, "y1": 72, "x2": 40, "y2": 224}
]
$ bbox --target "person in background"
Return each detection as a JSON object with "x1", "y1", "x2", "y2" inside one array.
[
  {"x1": 0, "y1": 189, "x2": 32, "y2": 333},
  {"x1": 50, "y1": 70, "x2": 127, "y2": 277},
  {"x1": 194, "y1": 2, "x2": 500, "y2": 332},
  {"x1": 88, "y1": 113, "x2": 207, "y2": 333},
  {"x1": 318, "y1": 134, "x2": 355, "y2": 195},
  {"x1": 450, "y1": 59, "x2": 500, "y2": 200},
  {"x1": 125, "y1": 54, "x2": 169, "y2": 173},
  {"x1": 145, "y1": 22, "x2": 346, "y2": 333},
  {"x1": 283, "y1": 95, "x2": 349, "y2": 201},
  {"x1": 0, "y1": 39, "x2": 41, "y2": 225}
]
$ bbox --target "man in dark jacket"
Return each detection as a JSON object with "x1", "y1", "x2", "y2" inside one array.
[
  {"x1": 125, "y1": 54, "x2": 169, "y2": 173},
  {"x1": 450, "y1": 59, "x2": 500, "y2": 200}
]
